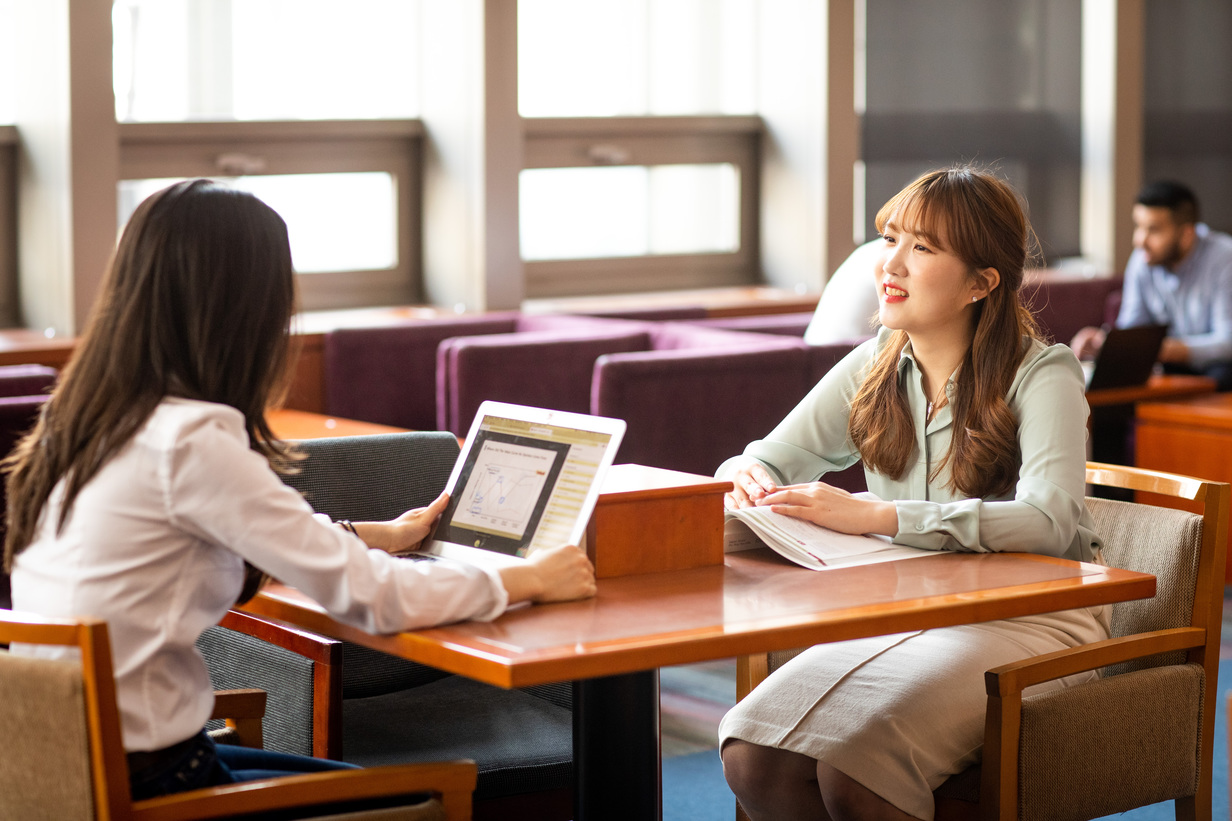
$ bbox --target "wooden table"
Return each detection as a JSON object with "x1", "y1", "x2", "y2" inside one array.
[
  {"x1": 266, "y1": 408, "x2": 408, "y2": 440},
  {"x1": 1136, "y1": 392, "x2": 1232, "y2": 582},
  {"x1": 1085, "y1": 373, "x2": 1216, "y2": 408},
  {"x1": 242, "y1": 548, "x2": 1154, "y2": 820}
]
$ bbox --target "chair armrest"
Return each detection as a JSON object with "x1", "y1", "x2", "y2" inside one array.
[
  {"x1": 131, "y1": 760, "x2": 478, "y2": 821},
  {"x1": 210, "y1": 688, "x2": 267, "y2": 720},
  {"x1": 207, "y1": 610, "x2": 342, "y2": 758},
  {"x1": 985, "y1": 626, "x2": 1205, "y2": 697},
  {"x1": 210, "y1": 688, "x2": 267, "y2": 750}
]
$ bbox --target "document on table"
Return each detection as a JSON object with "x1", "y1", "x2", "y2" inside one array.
[{"x1": 724, "y1": 505, "x2": 937, "y2": 570}]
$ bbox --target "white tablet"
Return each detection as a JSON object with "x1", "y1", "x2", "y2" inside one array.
[{"x1": 421, "y1": 401, "x2": 626, "y2": 567}]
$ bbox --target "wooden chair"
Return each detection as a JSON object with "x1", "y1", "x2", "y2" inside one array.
[
  {"x1": 734, "y1": 462, "x2": 1229, "y2": 821},
  {"x1": 0, "y1": 608, "x2": 477, "y2": 821}
]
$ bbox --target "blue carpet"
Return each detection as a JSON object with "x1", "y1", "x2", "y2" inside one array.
[{"x1": 661, "y1": 660, "x2": 1231, "y2": 821}]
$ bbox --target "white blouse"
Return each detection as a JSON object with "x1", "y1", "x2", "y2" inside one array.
[{"x1": 11, "y1": 397, "x2": 508, "y2": 752}]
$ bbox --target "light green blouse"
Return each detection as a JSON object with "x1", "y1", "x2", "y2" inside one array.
[{"x1": 718, "y1": 327, "x2": 1101, "y2": 562}]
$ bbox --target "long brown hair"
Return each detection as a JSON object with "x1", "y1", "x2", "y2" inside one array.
[
  {"x1": 4, "y1": 180, "x2": 297, "y2": 571},
  {"x1": 847, "y1": 166, "x2": 1041, "y2": 498}
]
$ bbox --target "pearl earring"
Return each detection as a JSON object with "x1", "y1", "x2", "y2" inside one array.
[{"x1": 972, "y1": 296, "x2": 978, "y2": 302}]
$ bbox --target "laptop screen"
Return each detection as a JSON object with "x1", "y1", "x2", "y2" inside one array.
[{"x1": 432, "y1": 413, "x2": 619, "y2": 557}]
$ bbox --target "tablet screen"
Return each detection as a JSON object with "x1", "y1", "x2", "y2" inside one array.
[{"x1": 432, "y1": 413, "x2": 618, "y2": 557}]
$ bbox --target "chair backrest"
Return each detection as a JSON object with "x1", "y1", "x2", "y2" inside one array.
[
  {"x1": 1086, "y1": 497, "x2": 1202, "y2": 673},
  {"x1": 277, "y1": 432, "x2": 463, "y2": 699},
  {"x1": 1085, "y1": 461, "x2": 1228, "y2": 678},
  {"x1": 0, "y1": 610, "x2": 130, "y2": 821},
  {"x1": 280, "y1": 431, "x2": 461, "y2": 522}
]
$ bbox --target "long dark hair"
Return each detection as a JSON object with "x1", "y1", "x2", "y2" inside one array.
[
  {"x1": 847, "y1": 166, "x2": 1041, "y2": 498},
  {"x1": 4, "y1": 180, "x2": 297, "y2": 570}
]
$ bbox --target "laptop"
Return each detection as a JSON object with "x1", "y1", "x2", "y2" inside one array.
[
  {"x1": 1081, "y1": 324, "x2": 1168, "y2": 391},
  {"x1": 415, "y1": 401, "x2": 626, "y2": 568}
]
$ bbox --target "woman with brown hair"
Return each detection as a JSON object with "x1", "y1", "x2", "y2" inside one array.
[
  {"x1": 719, "y1": 166, "x2": 1106, "y2": 821},
  {"x1": 4, "y1": 179, "x2": 595, "y2": 799}
]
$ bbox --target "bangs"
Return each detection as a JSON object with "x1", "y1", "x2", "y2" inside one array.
[{"x1": 874, "y1": 186, "x2": 952, "y2": 253}]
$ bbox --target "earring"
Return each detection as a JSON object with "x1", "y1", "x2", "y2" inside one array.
[{"x1": 972, "y1": 296, "x2": 978, "y2": 302}]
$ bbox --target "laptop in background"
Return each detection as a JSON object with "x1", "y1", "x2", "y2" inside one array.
[
  {"x1": 1081, "y1": 324, "x2": 1168, "y2": 391},
  {"x1": 416, "y1": 401, "x2": 626, "y2": 569}
]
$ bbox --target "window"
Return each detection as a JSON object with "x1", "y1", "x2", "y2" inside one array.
[
  {"x1": 518, "y1": 0, "x2": 761, "y2": 296},
  {"x1": 113, "y1": 0, "x2": 422, "y2": 310}
]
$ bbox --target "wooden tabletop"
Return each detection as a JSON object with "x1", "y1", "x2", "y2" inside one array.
[
  {"x1": 1085, "y1": 373, "x2": 1216, "y2": 408},
  {"x1": 1136, "y1": 392, "x2": 1232, "y2": 430},
  {"x1": 266, "y1": 408, "x2": 409, "y2": 440},
  {"x1": 242, "y1": 548, "x2": 1155, "y2": 689}
]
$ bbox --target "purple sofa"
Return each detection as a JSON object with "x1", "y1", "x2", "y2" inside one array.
[
  {"x1": 323, "y1": 313, "x2": 648, "y2": 432},
  {"x1": 590, "y1": 324, "x2": 871, "y2": 492},
  {"x1": 0, "y1": 364, "x2": 58, "y2": 610},
  {"x1": 436, "y1": 323, "x2": 652, "y2": 436},
  {"x1": 1020, "y1": 273, "x2": 1123, "y2": 345}
]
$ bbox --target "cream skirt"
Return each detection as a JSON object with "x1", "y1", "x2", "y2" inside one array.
[{"x1": 718, "y1": 603, "x2": 1112, "y2": 821}]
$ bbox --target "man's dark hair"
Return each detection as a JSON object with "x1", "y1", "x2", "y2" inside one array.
[{"x1": 1136, "y1": 180, "x2": 1200, "y2": 225}]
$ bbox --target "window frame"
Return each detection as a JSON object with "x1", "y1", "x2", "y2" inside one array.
[
  {"x1": 118, "y1": 118, "x2": 423, "y2": 312},
  {"x1": 521, "y1": 114, "x2": 762, "y2": 297}
]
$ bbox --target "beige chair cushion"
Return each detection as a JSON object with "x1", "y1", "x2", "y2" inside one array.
[
  {"x1": 0, "y1": 651, "x2": 95, "y2": 821},
  {"x1": 1016, "y1": 662, "x2": 1203, "y2": 821},
  {"x1": 1087, "y1": 497, "x2": 1202, "y2": 673}
]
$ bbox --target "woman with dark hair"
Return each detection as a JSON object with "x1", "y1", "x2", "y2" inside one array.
[
  {"x1": 4, "y1": 179, "x2": 595, "y2": 800},
  {"x1": 719, "y1": 167, "x2": 1106, "y2": 821}
]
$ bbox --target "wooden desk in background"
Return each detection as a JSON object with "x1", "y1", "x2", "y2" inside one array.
[
  {"x1": 1136, "y1": 392, "x2": 1232, "y2": 582},
  {"x1": 243, "y1": 548, "x2": 1154, "y2": 820},
  {"x1": 1085, "y1": 373, "x2": 1216, "y2": 408},
  {"x1": 266, "y1": 408, "x2": 408, "y2": 440}
]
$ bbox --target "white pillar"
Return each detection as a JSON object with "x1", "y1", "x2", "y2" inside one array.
[
  {"x1": 420, "y1": 0, "x2": 523, "y2": 312},
  {"x1": 758, "y1": 0, "x2": 857, "y2": 291},
  {"x1": 15, "y1": 0, "x2": 118, "y2": 335},
  {"x1": 1081, "y1": 0, "x2": 1144, "y2": 275}
]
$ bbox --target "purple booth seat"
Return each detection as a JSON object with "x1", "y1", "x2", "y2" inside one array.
[
  {"x1": 590, "y1": 323, "x2": 811, "y2": 478},
  {"x1": 684, "y1": 311, "x2": 815, "y2": 337},
  {"x1": 0, "y1": 394, "x2": 53, "y2": 610},
  {"x1": 593, "y1": 326, "x2": 871, "y2": 491},
  {"x1": 0, "y1": 363, "x2": 58, "y2": 397},
  {"x1": 436, "y1": 324, "x2": 654, "y2": 436},
  {"x1": 1021, "y1": 272, "x2": 1123, "y2": 346},
  {"x1": 323, "y1": 312, "x2": 648, "y2": 432}
]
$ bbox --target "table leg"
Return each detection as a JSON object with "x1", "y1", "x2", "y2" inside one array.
[{"x1": 573, "y1": 669, "x2": 661, "y2": 821}]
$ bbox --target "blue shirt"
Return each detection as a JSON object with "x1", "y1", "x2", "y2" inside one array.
[
  {"x1": 718, "y1": 328, "x2": 1100, "y2": 562},
  {"x1": 1117, "y1": 223, "x2": 1232, "y2": 369}
]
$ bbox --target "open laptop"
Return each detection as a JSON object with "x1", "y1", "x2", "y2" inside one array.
[
  {"x1": 1081, "y1": 324, "x2": 1168, "y2": 391},
  {"x1": 414, "y1": 401, "x2": 626, "y2": 568}
]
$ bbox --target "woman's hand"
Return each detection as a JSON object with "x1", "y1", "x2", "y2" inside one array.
[
  {"x1": 725, "y1": 463, "x2": 779, "y2": 509},
  {"x1": 355, "y1": 492, "x2": 451, "y2": 555},
  {"x1": 499, "y1": 544, "x2": 597, "y2": 604},
  {"x1": 758, "y1": 482, "x2": 899, "y2": 537}
]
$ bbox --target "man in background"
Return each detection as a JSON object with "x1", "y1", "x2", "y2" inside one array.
[{"x1": 1072, "y1": 180, "x2": 1232, "y2": 389}]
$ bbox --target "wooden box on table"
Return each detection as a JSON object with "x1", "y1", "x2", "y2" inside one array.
[{"x1": 586, "y1": 464, "x2": 732, "y2": 578}]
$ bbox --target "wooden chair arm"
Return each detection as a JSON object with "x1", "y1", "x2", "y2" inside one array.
[
  {"x1": 210, "y1": 688, "x2": 267, "y2": 721},
  {"x1": 984, "y1": 626, "x2": 1205, "y2": 697},
  {"x1": 210, "y1": 688, "x2": 268, "y2": 750},
  {"x1": 131, "y1": 760, "x2": 479, "y2": 821},
  {"x1": 216, "y1": 609, "x2": 343, "y2": 758}
]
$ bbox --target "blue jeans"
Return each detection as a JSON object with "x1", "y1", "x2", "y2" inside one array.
[{"x1": 128, "y1": 730, "x2": 358, "y2": 801}]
